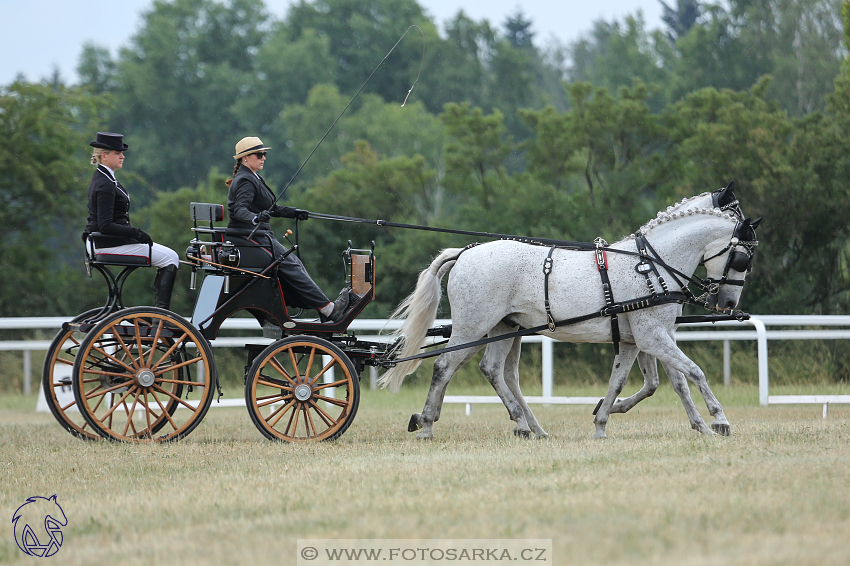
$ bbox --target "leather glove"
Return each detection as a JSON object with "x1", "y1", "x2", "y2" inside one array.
[
  {"x1": 135, "y1": 229, "x2": 153, "y2": 245},
  {"x1": 272, "y1": 206, "x2": 308, "y2": 220},
  {"x1": 253, "y1": 210, "x2": 272, "y2": 225}
]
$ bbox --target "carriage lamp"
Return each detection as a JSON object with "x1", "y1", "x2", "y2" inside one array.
[{"x1": 220, "y1": 241, "x2": 240, "y2": 267}]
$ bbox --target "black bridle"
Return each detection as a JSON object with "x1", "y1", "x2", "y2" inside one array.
[{"x1": 700, "y1": 221, "x2": 759, "y2": 290}]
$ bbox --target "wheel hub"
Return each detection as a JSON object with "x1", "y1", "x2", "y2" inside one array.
[
  {"x1": 136, "y1": 369, "x2": 156, "y2": 388},
  {"x1": 294, "y1": 383, "x2": 312, "y2": 401}
]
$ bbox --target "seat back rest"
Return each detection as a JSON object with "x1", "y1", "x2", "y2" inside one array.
[{"x1": 191, "y1": 202, "x2": 224, "y2": 223}]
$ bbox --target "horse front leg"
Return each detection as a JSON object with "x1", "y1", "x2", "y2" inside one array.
[
  {"x1": 637, "y1": 330, "x2": 730, "y2": 436},
  {"x1": 659, "y1": 361, "x2": 713, "y2": 435},
  {"x1": 593, "y1": 345, "x2": 640, "y2": 439},
  {"x1": 610, "y1": 350, "x2": 660, "y2": 414}
]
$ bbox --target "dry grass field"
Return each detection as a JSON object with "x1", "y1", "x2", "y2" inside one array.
[{"x1": 1, "y1": 383, "x2": 848, "y2": 566}]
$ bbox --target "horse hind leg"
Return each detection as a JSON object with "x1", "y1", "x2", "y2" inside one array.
[
  {"x1": 489, "y1": 343, "x2": 548, "y2": 440},
  {"x1": 411, "y1": 344, "x2": 481, "y2": 440},
  {"x1": 500, "y1": 336, "x2": 534, "y2": 438}
]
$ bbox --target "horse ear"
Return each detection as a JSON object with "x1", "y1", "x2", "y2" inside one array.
[
  {"x1": 750, "y1": 217, "x2": 762, "y2": 229},
  {"x1": 725, "y1": 180, "x2": 735, "y2": 192}
]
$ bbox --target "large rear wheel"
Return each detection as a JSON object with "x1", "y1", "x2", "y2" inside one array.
[
  {"x1": 245, "y1": 336, "x2": 359, "y2": 442},
  {"x1": 72, "y1": 307, "x2": 216, "y2": 442},
  {"x1": 42, "y1": 309, "x2": 103, "y2": 440}
]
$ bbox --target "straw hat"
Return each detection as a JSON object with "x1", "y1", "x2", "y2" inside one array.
[{"x1": 233, "y1": 136, "x2": 272, "y2": 159}]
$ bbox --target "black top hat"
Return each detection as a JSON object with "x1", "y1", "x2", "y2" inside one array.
[{"x1": 89, "y1": 132, "x2": 129, "y2": 151}]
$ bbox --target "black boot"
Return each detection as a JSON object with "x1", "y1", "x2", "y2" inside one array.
[
  {"x1": 320, "y1": 288, "x2": 350, "y2": 323},
  {"x1": 154, "y1": 265, "x2": 178, "y2": 310}
]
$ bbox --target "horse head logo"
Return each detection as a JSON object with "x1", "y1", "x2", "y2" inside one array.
[{"x1": 12, "y1": 495, "x2": 67, "y2": 557}]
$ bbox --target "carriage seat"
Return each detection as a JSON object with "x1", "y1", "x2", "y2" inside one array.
[{"x1": 85, "y1": 232, "x2": 152, "y2": 267}]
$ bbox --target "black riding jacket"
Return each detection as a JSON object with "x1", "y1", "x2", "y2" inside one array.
[
  {"x1": 83, "y1": 165, "x2": 142, "y2": 247},
  {"x1": 227, "y1": 166, "x2": 300, "y2": 231}
]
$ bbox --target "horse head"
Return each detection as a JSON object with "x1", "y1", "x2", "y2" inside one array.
[{"x1": 701, "y1": 217, "x2": 761, "y2": 311}]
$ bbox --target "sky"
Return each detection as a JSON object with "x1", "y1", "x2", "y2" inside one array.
[{"x1": 0, "y1": 0, "x2": 665, "y2": 86}]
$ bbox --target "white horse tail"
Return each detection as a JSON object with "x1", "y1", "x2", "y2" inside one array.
[{"x1": 379, "y1": 247, "x2": 464, "y2": 392}]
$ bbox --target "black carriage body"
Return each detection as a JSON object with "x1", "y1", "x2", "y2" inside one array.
[{"x1": 186, "y1": 203, "x2": 385, "y2": 370}]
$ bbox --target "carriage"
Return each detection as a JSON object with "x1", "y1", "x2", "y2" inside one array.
[{"x1": 42, "y1": 202, "x2": 397, "y2": 443}]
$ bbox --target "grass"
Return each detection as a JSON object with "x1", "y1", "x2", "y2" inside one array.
[{"x1": 1, "y1": 381, "x2": 849, "y2": 566}]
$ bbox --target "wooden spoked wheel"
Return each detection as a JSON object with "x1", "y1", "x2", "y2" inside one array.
[
  {"x1": 72, "y1": 307, "x2": 216, "y2": 442},
  {"x1": 42, "y1": 309, "x2": 104, "y2": 440},
  {"x1": 245, "y1": 336, "x2": 360, "y2": 442}
]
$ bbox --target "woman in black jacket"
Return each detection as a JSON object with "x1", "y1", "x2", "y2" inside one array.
[
  {"x1": 225, "y1": 136, "x2": 350, "y2": 323},
  {"x1": 83, "y1": 132, "x2": 179, "y2": 310}
]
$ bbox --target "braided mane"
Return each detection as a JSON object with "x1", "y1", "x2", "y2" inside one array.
[{"x1": 623, "y1": 206, "x2": 738, "y2": 242}]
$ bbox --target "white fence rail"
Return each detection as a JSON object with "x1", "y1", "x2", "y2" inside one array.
[{"x1": 3, "y1": 316, "x2": 850, "y2": 411}]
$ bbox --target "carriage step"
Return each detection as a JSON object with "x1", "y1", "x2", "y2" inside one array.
[{"x1": 262, "y1": 323, "x2": 281, "y2": 340}]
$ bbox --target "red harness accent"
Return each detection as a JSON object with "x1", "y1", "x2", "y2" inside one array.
[{"x1": 595, "y1": 249, "x2": 608, "y2": 271}]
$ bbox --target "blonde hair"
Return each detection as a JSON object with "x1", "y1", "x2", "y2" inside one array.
[{"x1": 91, "y1": 148, "x2": 112, "y2": 165}]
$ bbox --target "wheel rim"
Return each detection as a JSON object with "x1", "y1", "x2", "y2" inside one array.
[
  {"x1": 246, "y1": 338, "x2": 359, "y2": 442},
  {"x1": 42, "y1": 309, "x2": 102, "y2": 440},
  {"x1": 73, "y1": 309, "x2": 214, "y2": 442}
]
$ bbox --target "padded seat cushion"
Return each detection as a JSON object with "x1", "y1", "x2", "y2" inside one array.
[{"x1": 94, "y1": 253, "x2": 151, "y2": 266}]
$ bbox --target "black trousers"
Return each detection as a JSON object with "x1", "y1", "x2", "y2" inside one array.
[{"x1": 223, "y1": 231, "x2": 330, "y2": 310}]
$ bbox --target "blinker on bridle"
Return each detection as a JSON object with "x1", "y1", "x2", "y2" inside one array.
[{"x1": 701, "y1": 221, "x2": 759, "y2": 293}]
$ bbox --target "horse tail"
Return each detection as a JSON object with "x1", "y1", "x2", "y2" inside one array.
[{"x1": 379, "y1": 247, "x2": 464, "y2": 392}]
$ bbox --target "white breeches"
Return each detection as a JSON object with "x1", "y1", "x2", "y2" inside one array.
[{"x1": 90, "y1": 241, "x2": 179, "y2": 269}]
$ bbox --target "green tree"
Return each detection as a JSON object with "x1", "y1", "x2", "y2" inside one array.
[
  {"x1": 0, "y1": 81, "x2": 108, "y2": 315},
  {"x1": 103, "y1": 0, "x2": 269, "y2": 197},
  {"x1": 440, "y1": 103, "x2": 511, "y2": 212}
]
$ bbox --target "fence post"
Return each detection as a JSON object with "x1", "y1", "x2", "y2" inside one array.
[
  {"x1": 23, "y1": 351, "x2": 32, "y2": 396},
  {"x1": 750, "y1": 317, "x2": 769, "y2": 406},
  {"x1": 723, "y1": 339, "x2": 730, "y2": 386},
  {"x1": 542, "y1": 337, "x2": 553, "y2": 398}
]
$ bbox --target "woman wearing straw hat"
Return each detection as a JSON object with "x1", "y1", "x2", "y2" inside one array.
[
  {"x1": 83, "y1": 132, "x2": 180, "y2": 310},
  {"x1": 226, "y1": 136, "x2": 351, "y2": 323}
]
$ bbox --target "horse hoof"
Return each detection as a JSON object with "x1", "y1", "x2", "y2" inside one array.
[
  {"x1": 711, "y1": 423, "x2": 731, "y2": 436},
  {"x1": 415, "y1": 432, "x2": 433, "y2": 440},
  {"x1": 534, "y1": 431, "x2": 549, "y2": 440},
  {"x1": 593, "y1": 431, "x2": 607, "y2": 439},
  {"x1": 513, "y1": 428, "x2": 532, "y2": 439},
  {"x1": 407, "y1": 414, "x2": 421, "y2": 432},
  {"x1": 691, "y1": 422, "x2": 715, "y2": 435}
]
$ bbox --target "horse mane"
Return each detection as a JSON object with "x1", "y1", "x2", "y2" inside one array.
[{"x1": 621, "y1": 206, "x2": 738, "y2": 243}]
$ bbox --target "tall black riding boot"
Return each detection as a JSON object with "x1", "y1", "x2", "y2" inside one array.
[{"x1": 154, "y1": 265, "x2": 178, "y2": 310}]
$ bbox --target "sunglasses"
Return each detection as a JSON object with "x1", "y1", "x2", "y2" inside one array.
[{"x1": 252, "y1": 152, "x2": 267, "y2": 159}]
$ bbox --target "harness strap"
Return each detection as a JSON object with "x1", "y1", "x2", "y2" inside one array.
[
  {"x1": 595, "y1": 241, "x2": 621, "y2": 354},
  {"x1": 385, "y1": 291, "x2": 697, "y2": 367},
  {"x1": 543, "y1": 247, "x2": 556, "y2": 332},
  {"x1": 634, "y1": 233, "x2": 669, "y2": 295}
]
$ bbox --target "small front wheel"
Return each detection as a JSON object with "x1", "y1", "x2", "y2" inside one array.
[
  {"x1": 72, "y1": 307, "x2": 216, "y2": 442},
  {"x1": 245, "y1": 336, "x2": 359, "y2": 442}
]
